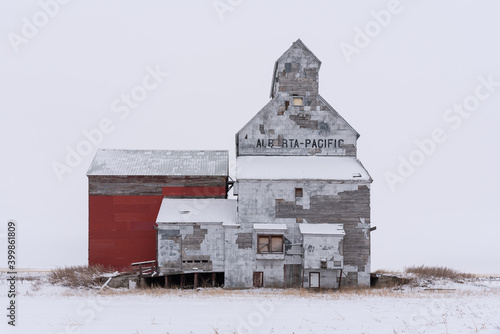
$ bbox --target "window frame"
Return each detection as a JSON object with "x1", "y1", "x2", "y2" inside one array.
[
  {"x1": 292, "y1": 96, "x2": 304, "y2": 106},
  {"x1": 257, "y1": 235, "x2": 284, "y2": 254}
]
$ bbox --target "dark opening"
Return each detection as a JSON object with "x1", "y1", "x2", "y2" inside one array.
[
  {"x1": 295, "y1": 188, "x2": 303, "y2": 197},
  {"x1": 285, "y1": 101, "x2": 289, "y2": 110},
  {"x1": 164, "y1": 272, "x2": 224, "y2": 289},
  {"x1": 166, "y1": 274, "x2": 181, "y2": 288},
  {"x1": 142, "y1": 276, "x2": 165, "y2": 288}
]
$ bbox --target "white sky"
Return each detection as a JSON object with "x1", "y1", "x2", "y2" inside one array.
[{"x1": 1, "y1": 0, "x2": 499, "y2": 274}]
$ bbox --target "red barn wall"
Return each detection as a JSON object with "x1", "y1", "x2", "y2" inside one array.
[
  {"x1": 89, "y1": 195, "x2": 163, "y2": 269},
  {"x1": 88, "y1": 175, "x2": 228, "y2": 269}
]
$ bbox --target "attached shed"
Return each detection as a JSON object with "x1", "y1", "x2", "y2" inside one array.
[
  {"x1": 87, "y1": 149, "x2": 229, "y2": 269},
  {"x1": 155, "y1": 198, "x2": 237, "y2": 288},
  {"x1": 299, "y1": 224, "x2": 345, "y2": 289}
]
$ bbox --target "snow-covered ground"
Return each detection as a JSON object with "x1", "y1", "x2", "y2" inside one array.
[{"x1": 1, "y1": 272, "x2": 499, "y2": 334}]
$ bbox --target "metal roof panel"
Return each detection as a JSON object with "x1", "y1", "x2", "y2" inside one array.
[{"x1": 87, "y1": 149, "x2": 229, "y2": 176}]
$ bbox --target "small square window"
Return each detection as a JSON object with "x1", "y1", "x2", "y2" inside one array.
[
  {"x1": 296, "y1": 217, "x2": 303, "y2": 223},
  {"x1": 293, "y1": 97, "x2": 303, "y2": 106},
  {"x1": 295, "y1": 188, "x2": 303, "y2": 198}
]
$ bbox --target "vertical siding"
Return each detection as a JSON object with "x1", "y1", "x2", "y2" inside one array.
[{"x1": 88, "y1": 195, "x2": 163, "y2": 269}]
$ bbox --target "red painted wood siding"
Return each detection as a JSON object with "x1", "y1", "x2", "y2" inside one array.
[
  {"x1": 89, "y1": 186, "x2": 227, "y2": 269},
  {"x1": 162, "y1": 186, "x2": 226, "y2": 197},
  {"x1": 89, "y1": 195, "x2": 163, "y2": 269}
]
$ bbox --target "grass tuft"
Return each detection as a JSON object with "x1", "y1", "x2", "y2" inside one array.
[
  {"x1": 48, "y1": 265, "x2": 114, "y2": 288},
  {"x1": 405, "y1": 265, "x2": 475, "y2": 280}
]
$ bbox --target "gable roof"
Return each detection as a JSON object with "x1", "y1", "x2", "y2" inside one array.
[
  {"x1": 86, "y1": 149, "x2": 228, "y2": 176},
  {"x1": 235, "y1": 93, "x2": 359, "y2": 141},
  {"x1": 317, "y1": 94, "x2": 360, "y2": 139},
  {"x1": 270, "y1": 39, "x2": 322, "y2": 98}
]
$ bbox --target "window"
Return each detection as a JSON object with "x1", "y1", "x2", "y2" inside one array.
[
  {"x1": 295, "y1": 188, "x2": 303, "y2": 198},
  {"x1": 257, "y1": 235, "x2": 283, "y2": 253},
  {"x1": 293, "y1": 97, "x2": 303, "y2": 106}
]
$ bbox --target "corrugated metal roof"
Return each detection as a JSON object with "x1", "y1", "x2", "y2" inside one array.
[{"x1": 87, "y1": 149, "x2": 228, "y2": 176}]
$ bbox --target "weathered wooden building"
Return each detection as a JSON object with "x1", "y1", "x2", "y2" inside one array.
[
  {"x1": 232, "y1": 39, "x2": 373, "y2": 288},
  {"x1": 87, "y1": 39, "x2": 373, "y2": 288}
]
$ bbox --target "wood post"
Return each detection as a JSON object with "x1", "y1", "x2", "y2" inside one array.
[{"x1": 338, "y1": 269, "x2": 343, "y2": 291}]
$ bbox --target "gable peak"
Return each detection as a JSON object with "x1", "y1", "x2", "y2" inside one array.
[{"x1": 270, "y1": 39, "x2": 322, "y2": 98}]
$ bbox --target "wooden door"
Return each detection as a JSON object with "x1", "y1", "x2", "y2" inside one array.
[{"x1": 253, "y1": 272, "x2": 263, "y2": 288}]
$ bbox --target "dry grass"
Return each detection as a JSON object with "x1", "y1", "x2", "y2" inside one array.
[
  {"x1": 96, "y1": 285, "x2": 424, "y2": 300},
  {"x1": 48, "y1": 265, "x2": 114, "y2": 288},
  {"x1": 98, "y1": 286, "x2": 500, "y2": 300},
  {"x1": 405, "y1": 265, "x2": 476, "y2": 280},
  {"x1": 372, "y1": 269, "x2": 395, "y2": 274}
]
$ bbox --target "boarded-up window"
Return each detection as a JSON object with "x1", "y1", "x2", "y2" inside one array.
[
  {"x1": 258, "y1": 236, "x2": 269, "y2": 253},
  {"x1": 257, "y1": 235, "x2": 283, "y2": 254},
  {"x1": 271, "y1": 236, "x2": 283, "y2": 252},
  {"x1": 293, "y1": 97, "x2": 303, "y2": 106}
]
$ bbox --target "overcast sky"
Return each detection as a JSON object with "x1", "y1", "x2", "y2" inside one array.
[{"x1": 1, "y1": 0, "x2": 499, "y2": 274}]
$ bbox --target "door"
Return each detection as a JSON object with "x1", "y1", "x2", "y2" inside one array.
[
  {"x1": 309, "y1": 272, "x2": 320, "y2": 288},
  {"x1": 253, "y1": 272, "x2": 263, "y2": 288},
  {"x1": 284, "y1": 264, "x2": 301, "y2": 288}
]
